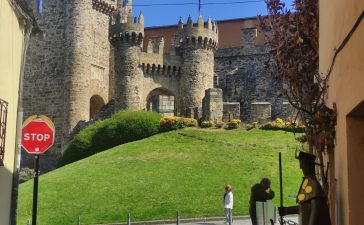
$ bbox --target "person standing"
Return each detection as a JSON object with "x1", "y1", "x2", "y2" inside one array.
[
  {"x1": 249, "y1": 178, "x2": 275, "y2": 225},
  {"x1": 223, "y1": 185, "x2": 234, "y2": 225}
]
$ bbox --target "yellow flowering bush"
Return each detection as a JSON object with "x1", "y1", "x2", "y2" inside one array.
[
  {"x1": 183, "y1": 118, "x2": 198, "y2": 127},
  {"x1": 260, "y1": 118, "x2": 305, "y2": 132},
  {"x1": 201, "y1": 120, "x2": 215, "y2": 128},
  {"x1": 215, "y1": 121, "x2": 225, "y2": 128},
  {"x1": 159, "y1": 116, "x2": 197, "y2": 132},
  {"x1": 227, "y1": 119, "x2": 241, "y2": 129}
]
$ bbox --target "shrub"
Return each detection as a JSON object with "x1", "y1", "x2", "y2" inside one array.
[
  {"x1": 159, "y1": 116, "x2": 198, "y2": 132},
  {"x1": 201, "y1": 120, "x2": 215, "y2": 128},
  {"x1": 159, "y1": 116, "x2": 185, "y2": 132},
  {"x1": 226, "y1": 119, "x2": 241, "y2": 129},
  {"x1": 260, "y1": 118, "x2": 305, "y2": 132},
  {"x1": 215, "y1": 121, "x2": 225, "y2": 128},
  {"x1": 58, "y1": 111, "x2": 162, "y2": 166},
  {"x1": 183, "y1": 118, "x2": 198, "y2": 127}
]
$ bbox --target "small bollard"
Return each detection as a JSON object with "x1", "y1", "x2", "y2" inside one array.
[
  {"x1": 77, "y1": 216, "x2": 81, "y2": 225},
  {"x1": 176, "y1": 211, "x2": 180, "y2": 225},
  {"x1": 127, "y1": 213, "x2": 131, "y2": 225},
  {"x1": 228, "y1": 209, "x2": 232, "y2": 225}
]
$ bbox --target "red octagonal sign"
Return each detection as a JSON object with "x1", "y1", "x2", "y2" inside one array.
[{"x1": 21, "y1": 115, "x2": 55, "y2": 155}]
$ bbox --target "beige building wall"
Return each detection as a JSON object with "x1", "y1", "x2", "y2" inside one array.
[
  {"x1": 0, "y1": 0, "x2": 33, "y2": 224},
  {"x1": 320, "y1": 0, "x2": 364, "y2": 225}
]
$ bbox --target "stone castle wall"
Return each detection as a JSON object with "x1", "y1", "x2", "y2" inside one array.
[
  {"x1": 109, "y1": 13, "x2": 219, "y2": 117},
  {"x1": 214, "y1": 28, "x2": 289, "y2": 121},
  {"x1": 22, "y1": 0, "x2": 69, "y2": 169},
  {"x1": 65, "y1": 0, "x2": 111, "y2": 133},
  {"x1": 22, "y1": 0, "x2": 113, "y2": 170}
]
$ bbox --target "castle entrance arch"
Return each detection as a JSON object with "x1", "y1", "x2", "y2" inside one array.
[
  {"x1": 90, "y1": 95, "x2": 105, "y2": 120},
  {"x1": 146, "y1": 88, "x2": 175, "y2": 116}
]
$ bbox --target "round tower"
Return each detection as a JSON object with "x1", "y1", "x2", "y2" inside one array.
[
  {"x1": 65, "y1": 0, "x2": 113, "y2": 137},
  {"x1": 65, "y1": 0, "x2": 99, "y2": 135},
  {"x1": 178, "y1": 15, "x2": 219, "y2": 115},
  {"x1": 109, "y1": 2, "x2": 145, "y2": 110}
]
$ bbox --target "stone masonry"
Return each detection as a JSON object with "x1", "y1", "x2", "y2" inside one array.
[
  {"x1": 109, "y1": 9, "x2": 218, "y2": 116},
  {"x1": 214, "y1": 27, "x2": 293, "y2": 121},
  {"x1": 22, "y1": 0, "x2": 114, "y2": 169},
  {"x1": 22, "y1": 0, "x2": 294, "y2": 170}
]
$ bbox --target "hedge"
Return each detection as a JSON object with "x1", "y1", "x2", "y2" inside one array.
[{"x1": 58, "y1": 111, "x2": 162, "y2": 166}]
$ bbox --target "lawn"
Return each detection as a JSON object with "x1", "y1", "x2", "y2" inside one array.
[{"x1": 17, "y1": 128, "x2": 302, "y2": 225}]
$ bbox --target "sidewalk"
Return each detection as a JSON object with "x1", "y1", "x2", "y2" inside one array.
[{"x1": 93, "y1": 216, "x2": 298, "y2": 225}]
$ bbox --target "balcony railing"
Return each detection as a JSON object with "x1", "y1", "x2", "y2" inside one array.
[{"x1": 0, "y1": 98, "x2": 8, "y2": 166}]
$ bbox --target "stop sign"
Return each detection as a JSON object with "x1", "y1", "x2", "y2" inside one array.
[{"x1": 21, "y1": 115, "x2": 55, "y2": 155}]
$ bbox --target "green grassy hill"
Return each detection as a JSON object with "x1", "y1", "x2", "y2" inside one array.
[{"x1": 17, "y1": 128, "x2": 302, "y2": 225}]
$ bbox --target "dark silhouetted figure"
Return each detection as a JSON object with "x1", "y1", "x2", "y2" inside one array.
[
  {"x1": 279, "y1": 151, "x2": 331, "y2": 225},
  {"x1": 249, "y1": 178, "x2": 275, "y2": 225}
]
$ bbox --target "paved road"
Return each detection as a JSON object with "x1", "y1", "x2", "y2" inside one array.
[{"x1": 181, "y1": 216, "x2": 298, "y2": 225}]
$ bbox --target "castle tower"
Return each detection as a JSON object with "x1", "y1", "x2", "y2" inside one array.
[
  {"x1": 117, "y1": 0, "x2": 133, "y2": 15},
  {"x1": 22, "y1": 0, "x2": 112, "y2": 169},
  {"x1": 65, "y1": 0, "x2": 111, "y2": 134},
  {"x1": 178, "y1": 16, "x2": 219, "y2": 115},
  {"x1": 109, "y1": 3, "x2": 145, "y2": 110}
]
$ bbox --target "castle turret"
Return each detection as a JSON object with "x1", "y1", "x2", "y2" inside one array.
[
  {"x1": 66, "y1": 0, "x2": 111, "y2": 138},
  {"x1": 117, "y1": 0, "x2": 133, "y2": 15},
  {"x1": 178, "y1": 15, "x2": 219, "y2": 115},
  {"x1": 109, "y1": 4, "x2": 145, "y2": 110}
]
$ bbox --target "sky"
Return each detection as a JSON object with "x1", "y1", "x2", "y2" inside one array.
[{"x1": 132, "y1": 0, "x2": 294, "y2": 27}]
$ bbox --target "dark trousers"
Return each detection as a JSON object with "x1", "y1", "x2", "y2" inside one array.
[
  {"x1": 249, "y1": 208, "x2": 257, "y2": 225},
  {"x1": 250, "y1": 215, "x2": 257, "y2": 225}
]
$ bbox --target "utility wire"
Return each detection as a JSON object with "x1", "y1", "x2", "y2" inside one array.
[{"x1": 133, "y1": 0, "x2": 264, "y2": 7}]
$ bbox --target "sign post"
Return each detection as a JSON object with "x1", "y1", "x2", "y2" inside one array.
[{"x1": 21, "y1": 115, "x2": 55, "y2": 225}]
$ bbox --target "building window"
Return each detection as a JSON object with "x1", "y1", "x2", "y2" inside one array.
[{"x1": 0, "y1": 98, "x2": 8, "y2": 166}]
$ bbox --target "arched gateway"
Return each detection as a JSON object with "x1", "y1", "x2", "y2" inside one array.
[
  {"x1": 146, "y1": 88, "x2": 176, "y2": 116},
  {"x1": 90, "y1": 95, "x2": 106, "y2": 120}
]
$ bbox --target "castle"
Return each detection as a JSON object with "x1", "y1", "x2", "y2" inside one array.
[
  {"x1": 107, "y1": 2, "x2": 220, "y2": 120},
  {"x1": 23, "y1": 0, "x2": 292, "y2": 169}
]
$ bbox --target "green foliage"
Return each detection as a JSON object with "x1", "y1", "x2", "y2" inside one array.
[
  {"x1": 215, "y1": 121, "x2": 225, "y2": 128},
  {"x1": 18, "y1": 129, "x2": 302, "y2": 225},
  {"x1": 182, "y1": 118, "x2": 198, "y2": 127},
  {"x1": 58, "y1": 111, "x2": 162, "y2": 166},
  {"x1": 260, "y1": 118, "x2": 305, "y2": 132},
  {"x1": 159, "y1": 116, "x2": 185, "y2": 132},
  {"x1": 244, "y1": 122, "x2": 258, "y2": 131},
  {"x1": 201, "y1": 120, "x2": 215, "y2": 128},
  {"x1": 226, "y1": 119, "x2": 241, "y2": 129},
  {"x1": 159, "y1": 116, "x2": 197, "y2": 132}
]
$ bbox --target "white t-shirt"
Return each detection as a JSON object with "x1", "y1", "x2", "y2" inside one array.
[{"x1": 224, "y1": 191, "x2": 234, "y2": 209}]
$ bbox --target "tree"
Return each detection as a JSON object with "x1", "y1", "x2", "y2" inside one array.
[{"x1": 258, "y1": 0, "x2": 336, "y2": 193}]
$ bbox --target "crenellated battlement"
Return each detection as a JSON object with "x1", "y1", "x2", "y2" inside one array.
[
  {"x1": 147, "y1": 37, "x2": 165, "y2": 54},
  {"x1": 140, "y1": 52, "x2": 182, "y2": 76},
  {"x1": 110, "y1": 0, "x2": 218, "y2": 116},
  {"x1": 178, "y1": 15, "x2": 219, "y2": 51},
  {"x1": 109, "y1": 10, "x2": 144, "y2": 44},
  {"x1": 92, "y1": 0, "x2": 116, "y2": 16}
]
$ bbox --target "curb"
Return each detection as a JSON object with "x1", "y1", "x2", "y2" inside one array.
[{"x1": 91, "y1": 216, "x2": 251, "y2": 225}]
